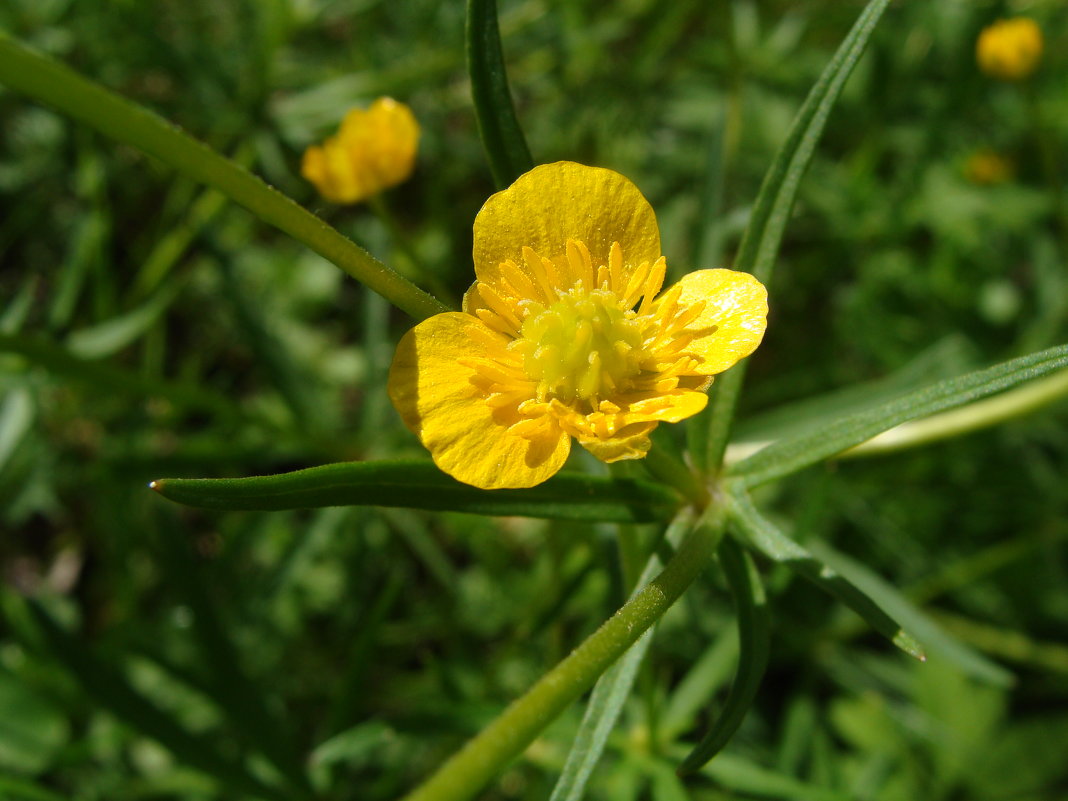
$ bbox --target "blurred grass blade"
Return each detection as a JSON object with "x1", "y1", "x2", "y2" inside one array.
[
  {"x1": 806, "y1": 541, "x2": 1014, "y2": 686},
  {"x1": 467, "y1": 0, "x2": 534, "y2": 188},
  {"x1": 151, "y1": 460, "x2": 683, "y2": 522},
  {"x1": 66, "y1": 281, "x2": 182, "y2": 359},
  {"x1": 0, "y1": 333, "x2": 238, "y2": 417},
  {"x1": 678, "y1": 537, "x2": 769, "y2": 774},
  {"x1": 0, "y1": 32, "x2": 448, "y2": 321},
  {"x1": 549, "y1": 514, "x2": 695, "y2": 801},
  {"x1": 700, "y1": 0, "x2": 891, "y2": 471},
  {"x1": 49, "y1": 209, "x2": 107, "y2": 329},
  {"x1": 697, "y1": 752, "x2": 852, "y2": 801},
  {"x1": 16, "y1": 598, "x2": 287, "y2": 801},
  {"x1": 728, "y1": 343, "x2": 1068, "y2": 488},
  {"x1": 726, "y1": 486, "x2": 925, "y2": 661},
  {"x1": 0, "y1": 388, "x2": 34, "y2": 474}
]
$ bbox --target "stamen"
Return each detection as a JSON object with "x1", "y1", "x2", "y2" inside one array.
[
  {"x1": 608, "y1": 242, "x2": 624, "y2": 294},
  {"x1": 477, "y1": 283, "x2": 523, "y2": 333},
  {"x1": 522, "y1": 246, "x2": 560, "y2": 302},
  {"x1": 622, "y1": 260, "x2": 651, "y2": 309},
  {"x1": 639, "y1": 257, "x2": 667, "y2": 314},
  {"x1": 499, "y1": 259, "x2": 539, "y2": 302},
  {"x1": 566, "y1": 239, "x2": 595, "y2": 289},
  {"x1": 476, "y1": 308, "x2": 518, "y2": 337}
]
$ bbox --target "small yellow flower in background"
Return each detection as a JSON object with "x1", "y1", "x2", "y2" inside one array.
[
  {"x1": 963, "y1": 149, "x2": 1014, "y2": 185},
  {"x1": 388, "y1": 162, "x2": 768, "y2": 489},
  {"x1": 976, "y1": 18, "x2": 1043, "y2": 81},
  {"x1": 301, "y1": 97, "x2": 419, "y2": 204}
]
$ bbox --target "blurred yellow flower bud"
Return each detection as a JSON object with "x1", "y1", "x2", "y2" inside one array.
[
  {"x1": 301, "y1": 97, "x2": 419, "y2": 204},
  {"x1": 963, "y1": 149, "x2": 1013, "y2": 185},
  {"x1": 976, "y1": 18, "x2": 1043, "y2": 81}
]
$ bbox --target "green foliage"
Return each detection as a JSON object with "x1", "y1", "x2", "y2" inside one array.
[{"x1": 2, "y1": 0, "x2": 1068, "y2": 800}]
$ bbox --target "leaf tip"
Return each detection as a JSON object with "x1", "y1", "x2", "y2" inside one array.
[{"x1": 892, "y1": 629, "x2": 926, "y2": 662}]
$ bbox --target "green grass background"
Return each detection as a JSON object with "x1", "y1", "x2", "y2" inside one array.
[{"x1": 1, "y1": 0, "x2": 1067, "y2": 799}]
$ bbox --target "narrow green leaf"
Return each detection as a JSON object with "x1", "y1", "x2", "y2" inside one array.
[
  {"x1": 466, "y1": 0, "x2": 534, "y2": 188},
  {"x1": 549, "y1": 515, "x2": 694, "y2": 801},
  {"x1": 701, "y1": 0, "x2": 891, "y2": 471},
  {"x1": 0, "y1": 33, "x2": 448, "y2": 321},
  {"x1": 726, "y1": 486, "x2": 926, "y2": 661},
  {"x1": 549, "y1": 620, "x2": 655, "y2": 801},
  {"x1": 0, "y1": 388, "x2": 34, "y2": 475},
  {"x1": 805, "y1": 541, "x2": 1014, "y2": 687},
  {"x1": 49, "y1": 209, "x2": 107, "y2": 329},
  {"x1": 728, "y1": 343, "x2": 1068, "y2": 488},
  {"x1": 678, "y1": 537, "x2": 770, "y2": 774},
  {"x1": 151, "y1": 459, "x2": 683, "y2": 523},
  {"x1": 0, "y1": 670, "x2": 69, "y2": 775},
  {"x1": 696, "y1": 752, "x2": 852, "y2": 801}
]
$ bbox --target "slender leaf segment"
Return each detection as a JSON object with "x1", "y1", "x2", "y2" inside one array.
[
  {"x1": 699, "y1": 0, "x2": 892, "y2": 472},
  {"x1": 467, "y1": 0, "x2": 535, "y2": 187}
]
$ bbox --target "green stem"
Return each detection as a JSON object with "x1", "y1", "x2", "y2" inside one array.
[
  {"x1": 401, "y1": 507, "x2": 725, "y2": 801},
  {"x1": 644, "y1": 445, "x2": 709, "y2": 509},
  {"x1": 0, "y1": 33, "x2": 449, "y2": 322}
]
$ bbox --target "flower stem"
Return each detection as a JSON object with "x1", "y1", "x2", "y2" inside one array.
[
  {"x1": 0, "y1": 32, "x2": 450, "y2": 322},
  {"x1": 401, "y1": 506, "x2": 726, "y2": 801}
]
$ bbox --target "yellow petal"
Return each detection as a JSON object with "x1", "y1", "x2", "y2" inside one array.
[
  {"x1": 579, "y1": 422, "x2": 657, "y2": 463},
  {"x1": 670, "y1": 269, "x2": 768, "y2": 376},
  {"x1": 570, "y1": 390, "x2": 707, "y2": 463},
  {"x1": 388, "y1": 312, "x2": 570, "y2": 489},
  {"x1": 472, "y1": 162, "x2": 661, "y2": 294}
]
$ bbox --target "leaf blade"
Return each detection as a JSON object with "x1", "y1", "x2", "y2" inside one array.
[
  {"x1": 466, "y1": 0, "x2": 534, "y2": 188},
  {"x1": 678, "y1": 537, "x2": 770, "y2": 774},
  {"x1": 151, "y1": 460, "x2": 683, "y2": 522},
  {"x1": 700, "y1": 0, "x2": 892, "y2": 471},
  {"x1": 726, "y1": 486, "x2": 926, "y2": 661},
  {"x1": 728, "y1": 343, "x2": 1068, "y2": 488}
]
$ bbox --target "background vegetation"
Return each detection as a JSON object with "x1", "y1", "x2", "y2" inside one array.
[{"x1": 1, "y1": 0, "x2": 1067, "y2": 799}]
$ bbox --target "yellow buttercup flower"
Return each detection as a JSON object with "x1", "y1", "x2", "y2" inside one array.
[
  {"x1": 976, "y1": 18, "x2": 1043, "y2": 81},
  {"x1": 963, "y1": 149, "x2": 1013, "y2": 185},
  {"x1": 301, "y1": 97, "x2": 419, "y2": 204},
  {"x1": 388, "y1": 162, "x2": 768, "y2": 489}
]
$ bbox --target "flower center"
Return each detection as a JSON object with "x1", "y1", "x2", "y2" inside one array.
[{"x1": 514, "y1": 288, "x2": 646, "y2": 404}]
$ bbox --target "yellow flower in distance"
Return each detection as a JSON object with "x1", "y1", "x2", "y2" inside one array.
[
  {"x1": 301, "y1": 97, "x2": 419, "y2": 204},
  {"x1": 977, "y1": 18, "x2": 1043, "y2": 81},
  {"x1": 388, "y1": 162, "x2": 768, "y2": 489},
  {"x1": 964, "y1": 149, "x2": 1013, "y2": 185}
]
